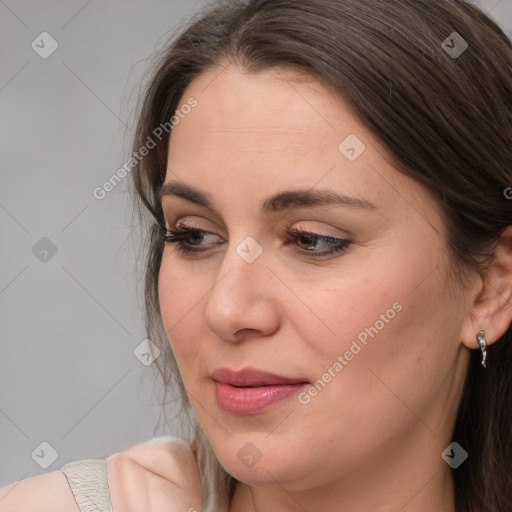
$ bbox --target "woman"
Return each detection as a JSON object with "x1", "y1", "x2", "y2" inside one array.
[{"x1": 1, "y1": 0, "x2": 511, "y2": 510}]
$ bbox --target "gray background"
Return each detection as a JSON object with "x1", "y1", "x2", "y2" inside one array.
[{"x1": 1, "y1": 0, "x2": 511, "y2": 487}]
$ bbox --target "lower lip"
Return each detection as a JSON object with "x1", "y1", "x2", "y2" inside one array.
[{"x1": 213, "y1": 381, "x2": 308, "y2": 415}]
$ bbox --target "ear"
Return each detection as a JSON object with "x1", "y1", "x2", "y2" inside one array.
[{"x1": 461, "y1": 225, "x2": 512, "y2": 349}]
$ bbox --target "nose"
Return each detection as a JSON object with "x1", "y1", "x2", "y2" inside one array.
[{"x1": 203, "y1": 238, "x2": 280, "y2": 343}]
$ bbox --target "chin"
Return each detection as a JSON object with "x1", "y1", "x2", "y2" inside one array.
[{"x1": 213, "y1": 440, "x2": 313, "y2": 490}]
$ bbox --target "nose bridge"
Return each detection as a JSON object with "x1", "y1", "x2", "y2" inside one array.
[
  {"x1": 204, "y1": 233, "x2": 279, "y2": 340},
  {"x1": 211, "y1": 233, "x2": 267, "y2": 305}
]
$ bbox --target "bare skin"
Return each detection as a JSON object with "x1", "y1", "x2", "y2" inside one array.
[
  {"x1": 158, "y1": 63, "x2": 512, "y2": 512},
  {"x1": 107, "y1": 437, "x2": 201, "y2": 511}
]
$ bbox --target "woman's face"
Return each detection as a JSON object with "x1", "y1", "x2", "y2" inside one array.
[{"x1": 158, "y1": 64, "x2": 474, "y2": 492}]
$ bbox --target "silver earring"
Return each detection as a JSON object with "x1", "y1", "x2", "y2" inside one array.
[{"x1": 476, "y1": 330, "x2": 488, "y2": 368}]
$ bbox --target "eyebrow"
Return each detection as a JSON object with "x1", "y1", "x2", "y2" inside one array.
[{"x1": 157, "y1": 180, "x2": 379, "y2": 213}]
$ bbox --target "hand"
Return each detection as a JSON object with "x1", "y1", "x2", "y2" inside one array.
[{"x1": 106, "y1": 436, "x2": 202, "y2": 512}]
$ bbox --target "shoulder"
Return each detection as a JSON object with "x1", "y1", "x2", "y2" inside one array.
[
  {"x1": 106, "y1": 435, "x2": 201, "y2": 511},
  {"x1": 109, "y1": 435, "x2": 196, "y2": 484},
  {"x1": 0, "y1": 471, "x2": 81, "y2": 512}
]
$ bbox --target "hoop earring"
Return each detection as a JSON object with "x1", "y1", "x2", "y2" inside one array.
[{"x1": 476, "y1": 330, "x2": 488, "y2": 368}]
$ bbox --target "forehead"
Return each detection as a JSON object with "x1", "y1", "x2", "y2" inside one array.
[
  {"x1": 164, "y1": 64, "x2": 436, "y2": 227},
  {"x1": 171, "y1": 65, "x2": 356, "y2": 149},
  {"x1": 170, "y1": 67, "x2": 364, "y2": 176}
]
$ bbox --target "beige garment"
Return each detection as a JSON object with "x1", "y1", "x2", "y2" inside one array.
[{"x1": 60, "y1": 459, "x2": 113, "y2": 512}]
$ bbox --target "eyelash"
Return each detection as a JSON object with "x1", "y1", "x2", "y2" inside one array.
[{"x1": 162, "y1": 224, "x2": 351, "y2": 258}]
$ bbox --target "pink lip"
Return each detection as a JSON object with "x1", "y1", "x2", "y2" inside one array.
[
  {"x1": 211, "y1": 367, "x2": 309, "y2": 387},
  {"x1": 211, "y1": 367, "x2": 309, "y2": 415}
]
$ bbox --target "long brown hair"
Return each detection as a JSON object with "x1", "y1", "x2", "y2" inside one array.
[{"x1": 129, "y1": 1, "x2": 512, "y2": 510}]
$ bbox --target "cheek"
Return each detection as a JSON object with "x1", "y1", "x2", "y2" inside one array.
[
  {"x1": 277, "y1": 263, "x2": 409, "y2": 365},
  {"x1": 294, "y1": 236, "x2": 448, "y2": 356},
  {"x1": 288, "y1": 239, "x2": 455, "y2": 401},
  {"x1": 293, "y1": 252, "x2": 455, "y2": 425},
  {"x1": 158, "y1": 257, "x2": 205, "y2": 375}
]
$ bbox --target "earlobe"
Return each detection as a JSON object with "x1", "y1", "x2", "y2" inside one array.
[{"x1": 460, "y1": 226, "x2": 512, "y2": 350}]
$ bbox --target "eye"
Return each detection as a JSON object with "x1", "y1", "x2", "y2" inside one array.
[
  {"x1": 162, "y1": 223, "x2": 351, "y2": 258},
  {"x1": 162, "y1": 224, "x2": 224, "y2": 255},
  {"x1": 285, "y1": 227, "x2": 351, "y2": 257}
]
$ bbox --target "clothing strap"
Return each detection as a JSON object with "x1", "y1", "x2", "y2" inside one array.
[{"x1": 60, "y1": 459, "x2": 113, "y2": 512}]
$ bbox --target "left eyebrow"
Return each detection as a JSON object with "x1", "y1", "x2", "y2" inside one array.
[{"x1": 157, "y1": 180, "x2": 380, "y2": 213}]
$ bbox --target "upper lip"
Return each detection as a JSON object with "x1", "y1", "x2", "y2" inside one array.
[{"x1": 211, "y1": 367, "x2": 309, "y2": 387}]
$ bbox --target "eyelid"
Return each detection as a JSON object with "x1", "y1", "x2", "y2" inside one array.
[
  {"x1": 289, "y1": 221, "x2": 350, "y2": 239},
  {"x1": 168, "y1": 218, "x2": 219, "y2": 233},
  {"x1": 283, "y1": 214, "x2": 355, "y2": 237},
  {"x1": 166, "y1": 217, "x2": 350, "y2": 239}
]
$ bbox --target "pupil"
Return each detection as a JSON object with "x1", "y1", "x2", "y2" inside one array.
[
  {"x1": 190, "y1": 231, "x2": 203, "y2": 244},
  {"x1": 300, "y1": 234, "x2": 316, "y2": 250}
]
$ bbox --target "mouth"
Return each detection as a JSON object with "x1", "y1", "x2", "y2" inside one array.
[
  {"x1": 211, "y1": 366, "x2": 309, "y2": 387},
  {"x1": 211, "y1": 367, "x2": 310, "y2": 415}
]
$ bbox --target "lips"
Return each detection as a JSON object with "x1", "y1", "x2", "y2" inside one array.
[
  {"x1": 211, "y1": 367, "x2": 310, "y2": 415},
  {"x1": 211, "y1": 367, "x2": 309, "y2": 387}
]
